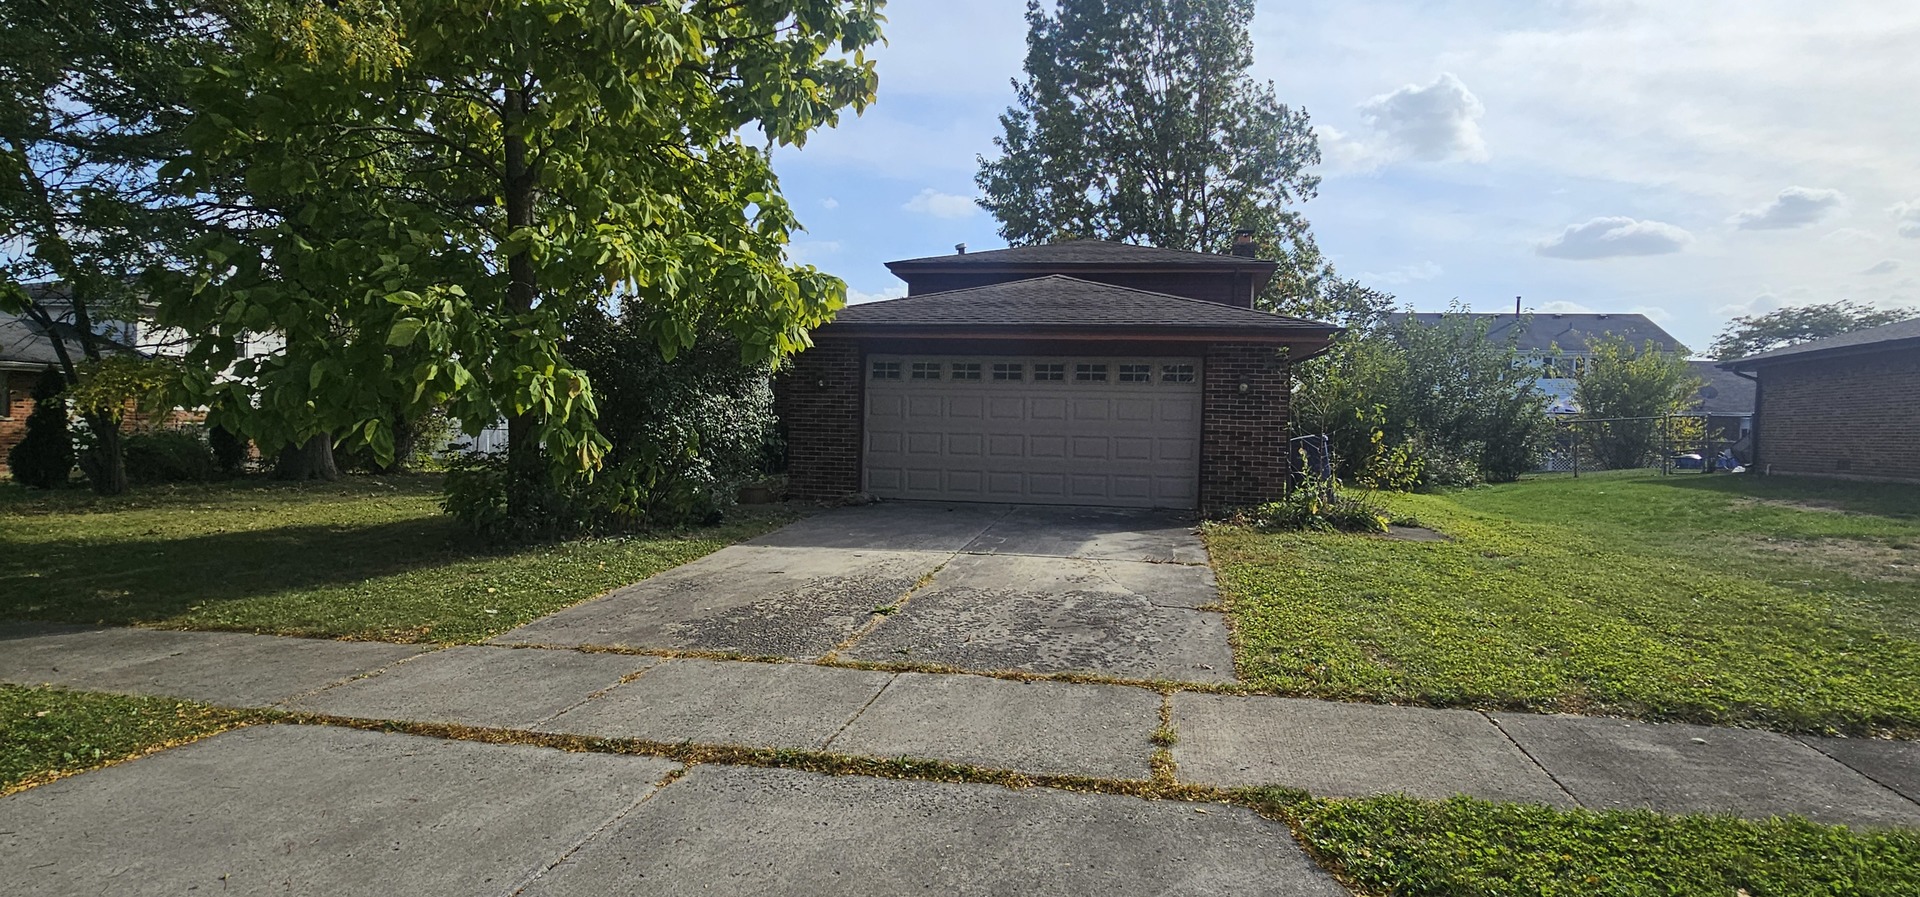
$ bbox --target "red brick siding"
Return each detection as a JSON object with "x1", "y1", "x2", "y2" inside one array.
[
  {"x1": 0, "y1": 370, "x2": 35, "y2": 473},
  {"x1": 778, "y1": 340, "x2": 864, "y2": 500},
  {"x1": 1200, "y1": 343, "x2": 1292, "y2": 514},
  {"x1": 1756, "y1": 349, "x2": 1920, "y2": 482}
]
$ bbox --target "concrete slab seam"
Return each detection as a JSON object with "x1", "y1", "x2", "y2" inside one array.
[
  {"x1": 527, "y1": 660, "x2": 665, "y2": 730},
  {"x1": 819, "y1": 673, "x2": 902, "y2": 751},
  {"x1": 1152, "y1": 692, "x2": 1179, "y2": 784},
  {"x1": 1484, "y1": 713, "x2": 1584, "y2": 808},
  {"x1": 819, "y1": 555, "x2": 958, "y2": 661},
  {"x1": 1795, "y1": 738, "x2": 1920, "y2": 813},
  {"x1": 501, "y1": 761, "x2": 690, "y2": 897},
  {"x1": 957, "y1": 549, "x2": 1207, "y2": 567},
  {"x1": 266, "y1": 644, "x2": 444, "y2": 710}
]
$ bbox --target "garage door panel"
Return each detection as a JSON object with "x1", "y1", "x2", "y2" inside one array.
[{"x1": 864, "y1": 355, "x2": 1200, "y2": 509}]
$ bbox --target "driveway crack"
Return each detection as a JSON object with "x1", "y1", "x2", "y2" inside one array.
[
  {"x1": 1484, "y1": 712, "x2": 1582, "y2": 807},
  {"x1": 821, "y1": 673, "x2": 899, "y2": 751},
  {"x1": 501, "y1": 763, "x2": 690, "y2": 897}
]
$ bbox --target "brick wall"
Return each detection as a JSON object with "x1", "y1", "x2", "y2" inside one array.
[
  {"x1": 1200, "y1": 343, "x2": 1292, "y2": 514},
  {"x1": 778, "y1": 339, "x2": 864, "y2": 500},
  {"x1": 0, "y1": 370, "x2": 35, "y2": 473},
  {"x1": 1756, "y1": 348, "x2": 1920, "y2": 483}
]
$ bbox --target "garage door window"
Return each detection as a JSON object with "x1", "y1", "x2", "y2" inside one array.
[
  {"x1": 911, "y1": 361, "x2": 942, "y2": 380},
  {"x1": 992, "y1": 363, "x2": 1023, "y2": 381},
  {"x1": 951, "y1": 362, "x2": 982, "y2": 380},
  {"x1": 1034, "y1": 363, "x2": 1065, "y2": 381},
  {"x1": 1074, "y1": 363, "x2": 1108, "y2": 382},
  {"x1": 1162, "y1": 363, "x2": 1195, "y2": 382},
  {"x1": 871, "y1": 361, "x2": 901, "y2": 380},
  {"x1": 1118, "y1": 363, "x2": 1152, "y2": 383}
]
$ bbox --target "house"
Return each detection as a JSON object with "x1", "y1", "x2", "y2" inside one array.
[
  {"x1": 777, "y1": 240, "x2": 1340, "y2": 513},
  {"x1": 1391, "y1": 311, "x2": 1689, "y2": 378},
  {"x1": 0, "y1": 307, "x2": 110, "y2": 472},
  {"x1": 1719, "y1": 317, "x2": 1920, "y2": 483},
  {"x1": 1688, "y1": 360, "x2": 1756, "y2": 443}
]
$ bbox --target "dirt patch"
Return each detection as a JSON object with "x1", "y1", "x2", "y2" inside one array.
[
  {"x1": 1732, "y1": 497, "x2": 1865, "y2": 516},
  {"x1": 1746, "y1": 536, "x2": 1920, "y2": 582},
  {"x1": 1379, "y1": 525, "x2": 1451, "y2": 543}
]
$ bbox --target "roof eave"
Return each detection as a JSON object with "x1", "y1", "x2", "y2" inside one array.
[
  {"x1": 818, "y1": 323, "x2": 1339, "y2": 345},
  {"x1": 1720, "y1": 335, "x2": 1920, "y2": 370}
]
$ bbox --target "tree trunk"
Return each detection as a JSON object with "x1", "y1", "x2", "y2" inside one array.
[
  {"x1": 380, "y1": 414, "x2": 417, "y2": 474},
  {"x1": 501, "y1": 85, "x2": 546, "y2": 520},
  {"x1": 80, "y1": 413, "x2": 129, "y2": 495},
  {"x1": 275, "y1": 433, "x2": 339, "y2": 481}
]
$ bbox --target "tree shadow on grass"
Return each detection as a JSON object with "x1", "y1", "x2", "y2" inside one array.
[
  {"x1": 0, "y1": 517, "x2": 505, "y2": 626},
  {"x1": 1647, "y1": 473, "x2": 1920, "y2": 520}
]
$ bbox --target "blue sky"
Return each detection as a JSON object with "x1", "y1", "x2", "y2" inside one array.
[{"x1": 769, "y1": 0, "x2": 1920, "y2": 355}]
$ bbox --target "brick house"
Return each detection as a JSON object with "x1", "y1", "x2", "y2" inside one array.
[
  {"x1": 0, "y1": 309, "x2": 87, "y2": 474},
  {"x1": 1719, "y1": 317, "x2": 1920, "y2": 483},
  {"x1": 778, "y1": 240, "x2": 1339, "y2": 514}
]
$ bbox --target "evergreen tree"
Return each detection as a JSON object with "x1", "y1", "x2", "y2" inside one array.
[
  {"x1": 7, "y1": 369, "x2": 75, "y2": 489},
  {"x1": 977, "y1": 0, "x2": 1327, "y2": 309}
]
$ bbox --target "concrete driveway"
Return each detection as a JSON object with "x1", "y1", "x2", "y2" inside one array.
[{"x1": 495, "y1": 502, "x2": 1235, "y2": 682}]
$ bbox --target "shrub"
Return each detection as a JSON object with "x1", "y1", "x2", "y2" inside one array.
[
  {"x1": 7, "y1": 369, "x2": 74, "y2": 489},
  {"x1": 1249, "y1": 482, "x2": 1391, "y2": 534},
  {"x1": 122, "y1": 429, "x2": 217, "y2": 484},
  {"x1": 207, "y1": 425, "x2": 250, "y2": 476}
]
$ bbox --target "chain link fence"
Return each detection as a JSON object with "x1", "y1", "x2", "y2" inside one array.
[{"x1": 1541, "y1": 413, "x2": 1751, "y2": 476}]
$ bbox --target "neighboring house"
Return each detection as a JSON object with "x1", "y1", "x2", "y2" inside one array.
[
  {"x1": 778, "y1": 240, "x2": 1340, "y2": 513},
  {"x1": 1719, "y1": 318, "x2": 1920, "y2": 483},
  {"x1": 0, "y1": 307, "x2": 123, "y2": 472},
  {"x1": 1390, "y1": 311, "x2": 1689, "y2": 418},
  {"x1": 1688, "y1": 360, "x2": 1756, "y2": 442}
]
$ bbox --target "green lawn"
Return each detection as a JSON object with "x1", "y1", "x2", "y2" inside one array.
[
  {"x1": 1209, "y1": 470, "x2": 1920, "y2": 736},
  {"x1": 1, "y1": 685, "x2": 260, "y2": 793},
  {"x1": 0, "y1": 476, "x2": 795, "y2": 643},
  {"x1": 1244, "y1": 788, "x2": 1920, "y2": 897}
]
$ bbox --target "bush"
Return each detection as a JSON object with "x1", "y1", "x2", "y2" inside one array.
[
  {"x1": 207, "y1": 424, "x2": 250, "y2": 476},
  {"x1": 122, "y1": 429, "x2": 217, "y2": 484},
  {"x1": 1248, "y1": 481, "x2": 1391, "y2": 534},
  {"x1": 7, "y1": 369, "x2": 74, "y2": 489}
]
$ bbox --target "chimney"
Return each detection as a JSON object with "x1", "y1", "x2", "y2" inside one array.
[
  {"x1": 1515, "y1": 296, "x2": 1522, "y2": 317},
  {"x1": 954, "y1": 243, "x2": 967, "y2": 255},
  {"x1": 1230, "y1": 228, "x2": 1257, "y2": 258}
]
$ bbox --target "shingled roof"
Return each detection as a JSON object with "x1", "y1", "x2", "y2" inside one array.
[
  {"x1": 1389, "y1": 312, "x2": 1688, "y2": 355},
  {"x1": 825, "y1": 275, "x2": 1336, "y2": 344},
  {"x1": 1719, "y1": 316, "x2": 1920, "y2": 369},
  {"x1": 885, "y1": 239, "x2": 1277, "y2": 272}
]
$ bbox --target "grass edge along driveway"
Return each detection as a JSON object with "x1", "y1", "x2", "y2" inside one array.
[
  {"x1": 0, "y1": 476, "x2": 797, "y2": 644},
  {"x1": 1210, "y1": 470, "x2": 1920, "y2": 738}
]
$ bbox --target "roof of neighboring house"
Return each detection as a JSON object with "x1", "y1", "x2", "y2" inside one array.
[
  {"x1": 824, "y1": 275, "x2": 1337, "y2": 345},
  {"x1": 0, "y1": 311, "x2": 90, "y2": 371},
  {"x1": 885, "y1": 239, "x2": 1278, "y2": 273},
  {"x1": 1718, "y1": 316, "x2": 1920, "y2": 369},
  {"x1": 1689, "y1": 360, "x2": 1756, "y2": 415},
  {"x1": 1388, "y1": 312, "x2": 1689, "y2": 356}
]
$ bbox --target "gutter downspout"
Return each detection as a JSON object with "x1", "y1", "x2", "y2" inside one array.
[{"x1": 1730, "y1": 368, "x2": 1762, "y2": 472}]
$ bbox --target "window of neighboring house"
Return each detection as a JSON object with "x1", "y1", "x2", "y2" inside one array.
[
  {"x1": 1161, "y1": 363, "x2": 1196, "y2": 382},
  {"x1": 871, "y1": 361, "x2": 901, "y2": 380},
  {"x1": 911, "y1": 361, "x2": 942, "y2": 380},
  {"x1": 1074, "y1": 363, "x2": 1108, "y2": 382},
  {"x1": 992, "y1": 363, "x2": 1023, "y2": 381},
  {"x1": 0, "y1": 376, "x2": 12, "y2": 419},
  {"x1": 951, "y1": 362, "x2": 982, "y2": 381},
  {"x1": 1117, "y1": 363, "x2": 1152, "y2": 383},
  {"x1": 1033, "y1": 363, "x2": 1065, "y2": 381}
]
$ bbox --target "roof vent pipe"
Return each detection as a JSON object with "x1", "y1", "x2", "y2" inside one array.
[
  {"x1": 1230, "y1": 228, "x2": 1257, "y2": 258},
  {"x1": 954, "y1": 243, "x2": 967, "y2": 254}
]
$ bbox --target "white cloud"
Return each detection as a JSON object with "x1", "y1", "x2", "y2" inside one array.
[
  {"x1": 1860, "y1": 259, "x2": 1901, "y2": 276},
  {"x1": 1891, "y1": 199, "x2": 1920, "y2": 238},
  {"x1": 822, "y1": 197, "x2": 840, "y2": 210},
  {"x1": 903, "y1": 188, "x2": 980, "y2": 219},
  {"x1": 1353, "y1": 73, "x2": 1488, "y2": 164},
  {"x1": 1730, "y1": 186, "x2": 1846, "y2": 230},
  {"x1": 786, "y1": 240, "x2": 842, "y2": 266},
  {"x1": 846, "y1": 284, "x2": 907, "y2": 305},
  {"x1": 1629, "y1": 304, "x2": 1675, "y2": 324},
  {"x1": 1822, "y1": 227, "x2": 1885, "y2": 245},
  {"x1": 1358, "y1": 260, "x2": 1443, "y2": 285},
  {"x1": 1535, "y1": 300, "x2": 1594, "y2": 314},
  {"x1": 1534, "y1": 216, "x2": 1694, "y2": 260}
]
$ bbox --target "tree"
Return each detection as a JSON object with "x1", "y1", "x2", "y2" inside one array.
[
  {"x1": 159, "y1": 0, "x2": 883, "y2": 518},
  {"x1": 976, "y1": 0, "x2": 1326, "y2": 309},
  {"x1": 1711, "y1": 301, "x2": 1916, "y2": 360},
  {"x1": 6, "y1": 368, "x2": 75, "y2": 488},
  {"x1": 0, "y1": 0, "x2": 214, "y2": 494},
  {"x1": 1575, "y1": 336, "x2": 1700, "y2": 470}
]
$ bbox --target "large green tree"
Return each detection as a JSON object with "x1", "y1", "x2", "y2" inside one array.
[
  {"x1": 976, "y1": 0, "x2": 1326, "y2": 309},
  {"x1": 160, "y1": 0, "x2": 882, "y2": 508},
  {"x1": 1711, "y1": 301, "x2": 1915, "y2": 360},
  {"x1": 1574, "y1": 336, "x2": 1700, "y2": 470},
  {"x1": 0, "y1": 0, "x2": 215, "y2": 494}
]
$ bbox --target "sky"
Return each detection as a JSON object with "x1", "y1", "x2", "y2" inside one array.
[{"x1": 767, "y1": 0, "x2": 1920, "y2": 355}]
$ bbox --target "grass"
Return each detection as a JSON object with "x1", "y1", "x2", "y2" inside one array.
[
  {"x1": 1209, "y1": 470, "x2": 1920, "y2": 736},
  {"x1": 0, "y1": 476, "x2": 796, "y2": 643},
  {"x1": 1243, "y1": 788, "x2": 1920, "y2": 897},
  {"x1": 0, "y1": 685, "x2": 259, "y2": 794}
]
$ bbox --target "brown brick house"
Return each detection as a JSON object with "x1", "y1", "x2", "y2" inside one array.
[
  {"x1": 778, "y1": 241, "x2": 1339, "y2": 514},
  {"x1": 1719, "y1": 317, "x2": 1920, "y2": 483}
]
